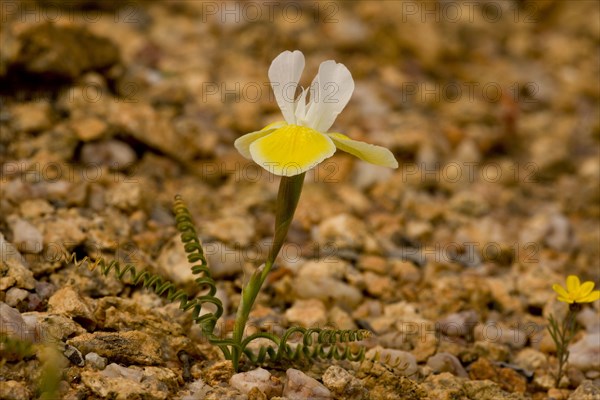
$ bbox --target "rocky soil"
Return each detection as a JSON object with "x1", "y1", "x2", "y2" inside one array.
[{"x1": 1, "y1": 1, "x2": 599, "y2": 399}]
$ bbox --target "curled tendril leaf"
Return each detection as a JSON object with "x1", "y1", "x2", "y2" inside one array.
[
  {"x1": 368, "y1": 350, "x2": 413, "y2": 373},
  {"x1": 238, "y1": 327, "x2": 371, "y2": 368},
  {"x1": 59, "y1": 195, "x2": 370, "y2": 368},
  {"x1": 60, "y1": 196, "x2": 226, "y2": 342}
]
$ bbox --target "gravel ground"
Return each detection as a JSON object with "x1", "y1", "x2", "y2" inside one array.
[{"x1": 1, "y1": 1, "x2": 599, "y2": 399}]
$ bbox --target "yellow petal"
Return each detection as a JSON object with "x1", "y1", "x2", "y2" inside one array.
[
  {"x1": 578, "y1": 281, "x2": 596, "y2": 298},
  {"x1": 234, "y1": 121, "x2": 286, "y2": 159},
  {"x1": 328, "y1": 133, "x2": 398, "y2": 168},
  {"x1": 249, "y1": 125, "x2": 336, "y2": 177},
  {"x1": 577, "y1": 290, "x2": 600, "y2": 303},
  {"x1": 552, "y1": 284, "x2": 569, "y2": 299},
  {"x1": 557, "y1": 296, "x2": 574, "y2": 304},
  {"x1": 566, "y1": 275, "x2": 580, "y2": 293}
]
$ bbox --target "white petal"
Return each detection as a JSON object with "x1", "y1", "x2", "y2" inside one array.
[
  {"x1": 268, "y1": 50, "x2": 305, "y2": 125},
  {"x1": 294, "y1": 87, "x2": 308, "y2": 123},
  {"x1": 304, "y1": 60, "x2": 354, "y2": 132}
]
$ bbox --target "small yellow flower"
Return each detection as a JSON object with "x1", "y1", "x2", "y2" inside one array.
[
  {"x1": 552, "y1": 275, "x2": 600, "y2": 304},
  {"x1": 235, "y1": 50, "x2": 398, "y2": 177}
]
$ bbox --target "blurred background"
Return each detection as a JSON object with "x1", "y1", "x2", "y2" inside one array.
[{"x1": 1, "y1": 0, "x2": 598, "y2": 272}]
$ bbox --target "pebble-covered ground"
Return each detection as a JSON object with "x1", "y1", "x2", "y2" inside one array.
[{"x1": 1, "y1": 1, "x2": 599, "y2": 399}]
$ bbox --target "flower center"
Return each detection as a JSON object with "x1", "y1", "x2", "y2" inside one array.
[{"x1": 278, "y1": 124, "x2": 321, "y2": 137}]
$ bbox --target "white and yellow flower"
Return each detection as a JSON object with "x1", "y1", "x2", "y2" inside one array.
[{"x1": 235, "y1": 50, "x2": 398, "y2": 177}]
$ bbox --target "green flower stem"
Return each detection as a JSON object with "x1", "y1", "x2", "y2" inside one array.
[
  {"x1": 557, "y1": 306, "x2": 578, "y2": 386},
  {"x1": 548, "y1": 304, "x2": 580, "y2": 388},
  {"x1": 231, "y1": 173, "x2": 306, "y2": 371}
]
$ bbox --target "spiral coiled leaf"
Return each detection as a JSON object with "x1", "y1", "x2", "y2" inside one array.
[
  {"x1": 61, "y1": 195, "x2": 223, "y2": 336},
  {"x1": 240, "y1": 327, "x2": 370, "y2": 367}
]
